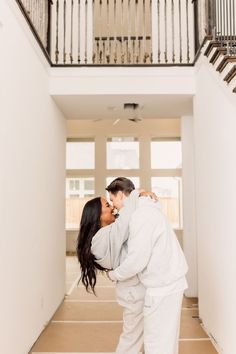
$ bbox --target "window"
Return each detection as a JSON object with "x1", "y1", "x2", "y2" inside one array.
[
  {"x1": 65, "y1": 177, "x2": 95, "y2": 229},
  {"x1": 66, "y1": 138, "x2": 95, "y2": 169},
  {"x1": 151, "y1": 139, "x2": 182, "y2": 169},
  {"x1": 65, "y1": 134, "x2": 183, "y2": 231},
  {"x1": 107, "y1": 137, "x2": 139, "y2": 169},
  {"x1": 151, "y1": 177, "x2": 182, "y2": 229}
]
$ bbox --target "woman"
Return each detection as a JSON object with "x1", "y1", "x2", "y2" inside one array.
[
  {"x1": 77, "y1": 189, "x2": 147, "y2": 354},
  {"x1": 76, "y1": 196, "x2": 114, "y2": 292}
]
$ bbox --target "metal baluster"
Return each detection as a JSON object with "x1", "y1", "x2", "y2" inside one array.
[
  {"x1": 133, "y1": 0, "x2": 137, "y2": 63},
  {"x1": 38, "y1": 1, "x2": 41, "y2": 42},
  {"x1": 40, "y1": 0, "x2": 43, "y2": 41},
  {"x1": 179, "y1": 0, "x2": 182, "y2": 63},
  {"x1": 135, "y1": 0, "x2": 139, "y2": 63},
  {"x1": 33, "y1": 0, "x2": 36, "y2": 30},
  {"x1": 95, "y1": 0, "x2": 99, "y2": 63},
  {"x1": 218, "y1": 0, "x2": 221, "y2": 41},
  {"x1": 85, "y1": 0, "x2": 88, "y2": 63},
  {"x1": 225, "y1": 0, "x2": 229, "y2": 52},
  {"x1": 149, "y1": 0, "x2": 152, "y2": 62},
  {"x1": 29, "y1": 0, "x2": 32, "y2": 21},
  {"x1": 78, "y1": 0, "x2": 81, "y2": 63},
  {"x1": 223, "y1": 0, "x2": 226, "y2": 44},
  {"x1": 127, "y1": 0, "x2": 131, "y2": 63},
  {"x1": 99, "y1": 0, "x2": 103, "y2": 63},
  {"x1": 219, "y1": 0, "x2": 223, "y2": 46},
  {"x1": 222, "y1": 0, "x2": 225, "y2": 46},
  {"x1": 143, "y1": 0, "x2": 147, "y2": 63},
  {"x1": 45, "y1": 0, "x2": 48, "y2": 47},
  {"x1": 157, "y1": 0, "x2": 160, "y2": 63},
  {"x1": 218, "y1": 0, "x2": 221, "y2": 39},
  {"x1": 171, "y1": 0, "x2": 175, "y2": 63},
  {"x1": 55, "y1": 0, "x2": 59, "y2": 63},
  {"x1": 41, "y1": 1, "x2": 45, "y2": 46},
  {"x1": 186, "y1": 0, "x2": 190, "y2": 63},
  {"x1": 231, "y1": 0, "x2": 234, "y2": 54},
  {"x1": 125, "y1": 0, "x2": 128, "y2": 63},
  {"x1": 92, "y1": 0, "x2": 96, "y2": 63},
  {"x1": 114, "y1": 0, "x2": 117, "y2": 63},
  {"x1": 106, "y1": 0, "x2": 110, "y2": 63},
  {"x1": 63, "y1": 0, "x2": 66, "y2": 63},
  {"x1": 102, "y1": 39, "x2": 106, "y2": 64},
  {"x1": 164, "y1": 0, "x2": 167, "y2": 63},
  {"x1": 37, "y1": 0, "x2": 39, "y2": 33},
  {"x1": 229, "y1": 0, "x2": 232, "y2": 53},
  {"x1": 70, "y1": 0, "x2": 74, "y2": 63},
  {"x1": 233, "y1": 0, "x2": 236, "y2": 53},
  {"x1": 109, "y1": 0, "x2": 112, "y2": 62},
  {"x1": 121, "y1": 0, "x2": 125, "y2": 63},
  {"x1": 30, "y1": 0, "x2": 33, "y2": 22}
]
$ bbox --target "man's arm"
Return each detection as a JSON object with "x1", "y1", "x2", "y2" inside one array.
[{"x1": 109, "y1": 208, "x2": 164, "y2": 281}]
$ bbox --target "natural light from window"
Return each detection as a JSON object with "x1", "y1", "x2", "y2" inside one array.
[
  {"x1": 65, "y1": 177, "x2": 95, "y2": 230},
  {"x1": 107, "y1": 137, "x2": 139, "y2": 169},
  {"x1": 151, "y1": 140, "x2": 182, "y2": 169},
  {"x1": 151, "y1": 177, "x2": 182, "y2": 229},
  {"x1": 66, "y1": 139, "x2": 95, "y2": 169}
]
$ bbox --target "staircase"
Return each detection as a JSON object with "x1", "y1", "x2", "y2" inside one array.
[{"x1": 204, "y1": 41, "x2": 236, "y2": 94}]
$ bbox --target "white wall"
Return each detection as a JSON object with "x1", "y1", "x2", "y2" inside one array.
[
  {"x1": 181, "y1": 116, "x2": 198, "y2": 297},
  {"x1": 194, "y1": 57, "x2": 236, "y2": 353},
  {"x1": 0, "y1": 1, "x2": 66, "y2": 353}
]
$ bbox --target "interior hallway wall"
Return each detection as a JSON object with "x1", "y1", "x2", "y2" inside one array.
[
  {"x1": 0, "y1": 1, "x2": 66, "y2": 354},
  {"x1": 181, "y1": 116, "x2": 198, "y2": 297},
  {"x1": 194, "y1": 58, "x2": 236, "y2": 354}
]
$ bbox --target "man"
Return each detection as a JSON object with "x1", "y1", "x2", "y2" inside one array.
[{"x1": 106, "y1": 177, "x2": 188, "y2": 354}]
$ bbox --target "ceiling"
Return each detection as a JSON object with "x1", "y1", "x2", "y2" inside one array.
[{"x1": 52, "y1": 94, "x2": 193, "y2": 120}]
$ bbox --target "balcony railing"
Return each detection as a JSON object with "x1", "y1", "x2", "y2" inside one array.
[
  {"x1": 50, "y1": 0, "x2": 195, "y2": 65},
  {"x1": 214, "y1": 0, "x2": 236, "y2": 55},
  {"x1": 193, "y1": 0, "x2": 236, "y2": 56},
  {"x1": 17, "y1": 0, "x2": 236, "y2": 66},
  {"x1": 17, "y1": 0, "x2": 52, "y2": 56}
]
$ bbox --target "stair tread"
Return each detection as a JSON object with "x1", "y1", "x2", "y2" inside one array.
[
  {"x1": 204, "y1": 41, "x2": 222, "y2": 57},
  {"x1": 216, "y1": 55, "x2": 236, "y2": 73},
  {"x1": 224, "y1": 65, "x2": 236, "y2": 83}
]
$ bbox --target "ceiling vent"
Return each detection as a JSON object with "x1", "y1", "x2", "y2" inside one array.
[{"x1": 124, "y1": 103, "x2": 139, "y2": 110}]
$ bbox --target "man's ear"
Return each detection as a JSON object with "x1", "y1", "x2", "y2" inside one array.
[
  {"x1": 117, "y1": 190, "x2": 125, "y2": 200},
  {"x1": 120, "y1": 191, "x2": 127, "y2": 200}
]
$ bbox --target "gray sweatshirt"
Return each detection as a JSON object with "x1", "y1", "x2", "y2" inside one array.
[{"x1": 109, "y1": 197, "x2": 188, "y2": 296}]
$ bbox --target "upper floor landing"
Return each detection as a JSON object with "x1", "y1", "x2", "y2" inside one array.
[{"x1": 16, "y1": 0, "x2": 207, "y2": 66}]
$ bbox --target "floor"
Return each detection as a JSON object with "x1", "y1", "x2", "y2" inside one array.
[{"x1": 30, "y1": 256, "x2": 218, "y2": 354}]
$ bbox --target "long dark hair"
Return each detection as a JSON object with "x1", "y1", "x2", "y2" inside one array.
[{"x1": 77, "y1": 197, "x2": 105, "y2": 294}]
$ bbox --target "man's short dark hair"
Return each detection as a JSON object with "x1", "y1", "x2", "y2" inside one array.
[{"x1": 106, "y1": 177, "x2": 135, "y2": 196}]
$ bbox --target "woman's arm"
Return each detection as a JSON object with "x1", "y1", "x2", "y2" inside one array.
[{"x1": 91, "y1": 189, "x2": 140, "y2": 269}]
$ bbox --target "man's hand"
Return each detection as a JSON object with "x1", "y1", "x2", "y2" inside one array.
[
  {"x1": 105, "y1": 270, "x2": 116, "y2": 282},
  {"x1": 139, "y1": 190, "x2": 158, "y2": 201}
]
